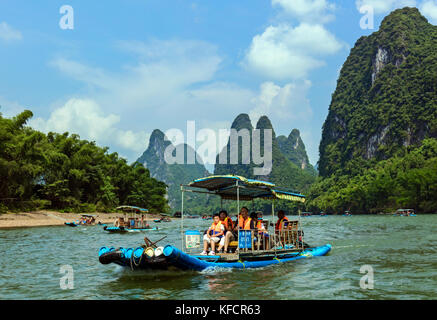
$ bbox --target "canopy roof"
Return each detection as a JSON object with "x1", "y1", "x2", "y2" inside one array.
[
  {"x1": 116, "y1": 205, "x2": 149, "y2": 213},
  {"x1": 187, "y1": 175, "x2": 305, "y2": 203}
]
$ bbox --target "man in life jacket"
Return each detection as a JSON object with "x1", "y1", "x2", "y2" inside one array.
[
  {"x1": 223, "y1": 207, "x2": 255, "y2": 253},
  {"x1": 275, "y1": 210, "x2": 289, "y2": 231},
  {"x1": 201, "y1": 213, "x2": 225, "y2": 256}
]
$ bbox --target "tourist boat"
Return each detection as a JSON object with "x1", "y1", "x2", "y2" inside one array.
[
  {"x1": 99, "y1": 175, "x2": 331, "y2": 271},
  {"x1": 103, "y1": 206, "x2": 159, "y2": 233},
  {"x1": 343, "y1": 211, "x2": 352, "y2": 216},
  {"x1": 393, "y1": 209, "x2": 417, "y2": 217},
  {"x1": 302, "y1": 212, "x2": 312, "y2": 217},
  {"x1": 65, "y1": 214, "x2": 98, "y2": 227}
]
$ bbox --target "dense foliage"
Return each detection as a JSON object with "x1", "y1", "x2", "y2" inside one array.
[
  {"x1": 319, "y1": 8, "x2": 437, "y2": 178},
  {"x1": 310, "y1": 8, "x2": 437, "y2": 214},
  {"x1": 0, "y1": 110, "x2": 169, "y2": 213},
  {"x1": 308, "y1": 139, "x2": 437, "y2": 213}
]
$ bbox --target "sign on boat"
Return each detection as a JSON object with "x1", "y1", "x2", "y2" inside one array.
[{"x1": 98, "y1": 175, "x2": 331, "y2": 270}]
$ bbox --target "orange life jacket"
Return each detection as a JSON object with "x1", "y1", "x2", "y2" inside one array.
[
  {"x1": 275, "y1": 216, "x2": 289, "y2": 231},
  {"x1": 256, "y1": 220, "x2": 264, "y2": 230},
  {"x1": 238, "y1": 217, "x2": 252, "y2": 230},
  {"x1": 209, "y1": 221, "x2": 223, "y2": 237},
  {"x1": 223, "y1": 217, "x2": 233, "y2": 230}
]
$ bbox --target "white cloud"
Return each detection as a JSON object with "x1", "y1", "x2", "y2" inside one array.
[
  {"x1": 47, "y1": 39, "x2": 317, "y2": 164},
  {"x1": 243, "y1": 23, "x2": 345, "y2": 80},
  {"x1": 249, "y1": 80, "x2": 313, "y2": 127},
  {"x1": 421, "y1": 0, "x2": 437, "y2": 23},
  {"x1": 355, "y1": 0, "x2": 417, "y2": 14},
  {"x1": 0, "y1": 96, "x2": 27, "y2": 117},
  {"x1": 51, "y1": 40, "x2": 222, "y2": 112},
  {"x1": 0, "y1": 22, "x2": 22, "y2": 41},
  {"x1": 272, "y1": 0, "x2": 336, "y2": 23},
  {"x1": 30, "y1": 98, "x2": 149, "y2": 156}
]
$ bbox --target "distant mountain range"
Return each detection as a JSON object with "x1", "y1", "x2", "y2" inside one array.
[{"x1": 137, "y1": 114, "x2": 316, "y2": 212}]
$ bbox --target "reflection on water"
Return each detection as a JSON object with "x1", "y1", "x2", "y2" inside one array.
[{"x1": 0, "y1": 215, "x2": 436, "y2": 299}]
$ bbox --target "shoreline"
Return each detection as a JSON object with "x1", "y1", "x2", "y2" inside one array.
[{"x1": 0, "y1": 211, "x2": 167, "y2": 229}]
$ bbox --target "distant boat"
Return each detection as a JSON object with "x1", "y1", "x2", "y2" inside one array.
[
  {"x1": 393, "y1": 209, "x2": 416, "y2": 217},
  {"x1": 104, "y1": 206, "x2": 158, "y2": 233}
]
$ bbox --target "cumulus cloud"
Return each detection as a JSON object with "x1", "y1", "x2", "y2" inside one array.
[
  {"x1": 272, "y1": 0, "x2": 336, "y2": 23},
  {"x1": 47, "y1": 39, "x2": 317, "y2": 163},
  {"x1": 30, "y1": 98, "x2": 149, "y2": 156},
  {"x1": 355, "y1": 0, "x2": 417, "y2": 14},
  {"x1": 249, "y1": 80, "x2": 313, "y2": 124},
  {"x1": 243, "y1": 23, "x2": 345, "y2": 80},
  {"x1": 0, "y1": 22, "x2": 22, "y2": 41},
  {"x1": 421, "y1": 0, "x2": 437, "y2": 23}
]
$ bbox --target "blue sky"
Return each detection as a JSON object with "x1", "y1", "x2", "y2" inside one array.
[{"x1": 1, "y1": 0, "x2": 437, "y2": 171}]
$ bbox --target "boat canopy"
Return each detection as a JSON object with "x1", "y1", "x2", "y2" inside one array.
[
  {"x1": 81, "y1": 214, "x2": 97, "y2": 217},
  {"x1": 116, "y1": 206, "x2": 149, "y2": 213},
  {"x1": 187, "y1": 175, "x2": 306, "y2": 203}
]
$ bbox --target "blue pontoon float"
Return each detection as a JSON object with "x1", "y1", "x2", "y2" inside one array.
[{"x1": 99, "y1": 175, "x2": 331, "y2": 271}]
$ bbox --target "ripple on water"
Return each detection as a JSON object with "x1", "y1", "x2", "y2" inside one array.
[{"x1": 0, "y1": 215, "x2": 436, "y2": 299}]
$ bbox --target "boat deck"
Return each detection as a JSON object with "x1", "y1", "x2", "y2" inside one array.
[{"x1": 192, "y1": 248, "x2": 304, "y2": 262}]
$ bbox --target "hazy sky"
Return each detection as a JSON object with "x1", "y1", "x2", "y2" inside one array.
[{"x1": 1, "y1": 0, "x2": 436, "y2": 169}]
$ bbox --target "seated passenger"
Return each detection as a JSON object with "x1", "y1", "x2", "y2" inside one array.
[
  {"x1": 275, "y1": 210, "x2": 289, "y2": 231},
  {"x1": 219, "y1": 210, "x2": 233, "y2": 233},
  {"x1": 223, "y1": 207, "x2": 255, "y2": 253},
  {"x1": 256, "y1": 212, "x2": 270, "y2": 249},
  {"x1": 201, "y1": 213, "x2": 225, "y2": 256}
]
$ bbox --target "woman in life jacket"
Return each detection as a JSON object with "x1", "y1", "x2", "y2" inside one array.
[
  {"x1": 201, "y1": 213, "x2": 225, "y2": 256},
  {"x1": 219, "y1": 210, "x2": 233, "y2": 232}
]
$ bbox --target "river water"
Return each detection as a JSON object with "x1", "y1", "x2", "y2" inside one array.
[{"x1": 0, "y1": 215, "x2": 436, "y2": 300}]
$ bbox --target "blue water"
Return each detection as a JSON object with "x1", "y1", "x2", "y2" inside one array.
[{"x1": 0, "y1": 215, "x2": 436, "y2": 299}]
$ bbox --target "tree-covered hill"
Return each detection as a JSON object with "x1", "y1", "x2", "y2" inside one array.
[
  {"x1": 214, "y1": 113, "x2": 316, "y2": 193},
  {"x1": 136, "y1": 129, "x2": 215, "y2": 214},
  {"x1": 311, "y1": 7, "x2": 437, "y2": 214},
  {"x1": 319, "y1": 7, "x2": 437, "y2": 178}
]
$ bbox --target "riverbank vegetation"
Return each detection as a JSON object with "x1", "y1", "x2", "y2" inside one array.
[
  {"x1": 0, "y1": 110, "x2": 169, "y2": 213},
  {"x1": 307, "y1": 139, "x2": 437, "y2": 214}
]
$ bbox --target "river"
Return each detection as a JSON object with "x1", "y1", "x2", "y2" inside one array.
[{"x1": 0, "y1": 215, "x2": 435, "y2": 300}]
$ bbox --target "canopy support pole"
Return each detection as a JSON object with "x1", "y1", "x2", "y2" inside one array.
[
  {"x1": 272, "y1": 198, "x2": 276, "y2": 256},
  {"x1": 181, "y1": 185, "x2": 184, "y2": 252}
]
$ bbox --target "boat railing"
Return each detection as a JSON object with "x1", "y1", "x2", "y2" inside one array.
[{"x1": 237, "y1": 220, "x2": 303, "y2": 255}]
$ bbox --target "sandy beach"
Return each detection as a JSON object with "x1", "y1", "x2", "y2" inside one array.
[{"x1": 0, "y1": 211, "x2": 167, "y2": 229}]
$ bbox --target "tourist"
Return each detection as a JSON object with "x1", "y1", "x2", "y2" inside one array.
[
  {"x1": 201, "y1": 213, "x2": 225, "y2": 256},
  {"x1": 275, "y1": 210, "x2": 289, "y2": 231}
]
